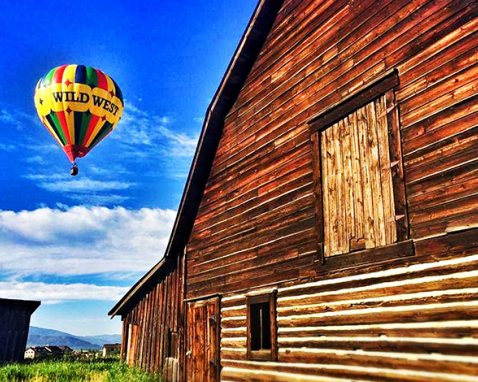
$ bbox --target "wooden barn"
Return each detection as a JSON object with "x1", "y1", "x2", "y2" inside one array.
[
  {"x1": 109, "y1": 256, "x2": 185, "y2": 380},
  {"x1": 110, "y1": 0, "x2": 478, "y2": 380},
  {"x1": 0, "y1": 298, "x2": 40, "y2": 362}
]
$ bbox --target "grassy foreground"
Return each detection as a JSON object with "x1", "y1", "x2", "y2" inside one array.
[{"x1": 0, "y1": 359, "x2": 162, "y2": 382}]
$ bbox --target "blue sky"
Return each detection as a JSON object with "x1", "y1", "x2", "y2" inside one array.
[{"x1": 0, "y1": 1, "x2": 257, "y2": 335}]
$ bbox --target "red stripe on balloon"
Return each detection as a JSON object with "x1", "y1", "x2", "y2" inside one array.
[
  {"x1": 63, "y1": 144, "x2": 89, "y2": 162},
  {"x1": 82, "y1": 114, "x2": 100, "y2": 147},
  {"x1": 95, "y1": 69, "x2": 108, "y2": 90},
  {"x1": 63, "y1": 145, "x2": 76, "y2": 162},
  {"x1": 52, "y1": 65, "x2": 67, "y2": 84},
  {"x1": 56, "y1": 111, "x2": 72, "y2": 145}
]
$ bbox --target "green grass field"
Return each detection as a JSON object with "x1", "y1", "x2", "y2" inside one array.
[{"x1": 0, "y1": 359, "x2": 162, "y2": 382}]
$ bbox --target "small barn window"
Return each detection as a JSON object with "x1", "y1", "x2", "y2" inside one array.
[
  {"x1": 309, "y1": 71, "x2": 408, "y2": 259},
  {"x1": 246, "y1": 292, "x2": 277, "y2": 361}
]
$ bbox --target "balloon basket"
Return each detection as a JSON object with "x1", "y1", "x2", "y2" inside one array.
[{"x1": 70, "y1": 163, "x2": 78, "y2": 176}]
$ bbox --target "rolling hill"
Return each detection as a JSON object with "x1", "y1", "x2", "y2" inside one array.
[{"x1": 27, "y1": 326, "x2": 121, "y2": 350}]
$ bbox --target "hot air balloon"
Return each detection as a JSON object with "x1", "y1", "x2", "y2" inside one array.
[{"x1": 34, "y1": 64, "x2": 124, "y2": 175}]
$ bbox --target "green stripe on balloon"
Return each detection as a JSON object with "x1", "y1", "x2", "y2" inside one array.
[
  {"x1": 86, "y1": 66, "x2": 98, "y2": 88},
  {"x1": 43, "y1": 115, "x2": 62, "y2": 145},
  {"x1": 46, "y1": 113, "x2": 67, "y2": 146},
  {"x1": 55, "y1": 111, "x2": 71, "y2": 145},
  {"x1": 73, "y1": 112, "x2": 83, "y2": 144},
  {"x1": 78, "y1": 112, "x2": 91, "y2": 146},
  {"x1": 49, "y1": 113, "x2": 68, "y2": 146},
  {"x1": 43, "y1": 67, "x2": 57, "y2": 87}
]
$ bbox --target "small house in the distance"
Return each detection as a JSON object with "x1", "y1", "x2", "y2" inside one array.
[
  {"x1": 102, "y1": 343, "x2": 121, "y2": 358},
  {"x1": 24, "y1": 345, "x2": 73, "y2": 360},
  {"x1": 0, "y1": 298, "x2": 40, "y2": 362},
  {"x1": 24, "y1": 346, "x2": 49, "y2": 360}
]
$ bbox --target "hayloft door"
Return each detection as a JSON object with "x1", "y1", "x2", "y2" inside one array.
[{"x1": 186, "y1": 296, "x2": 220, "y2": 382}]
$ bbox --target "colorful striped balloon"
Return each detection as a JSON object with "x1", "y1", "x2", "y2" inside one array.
[{"x1": 34, "y1": 64, "x2": 124, "y2": 167}]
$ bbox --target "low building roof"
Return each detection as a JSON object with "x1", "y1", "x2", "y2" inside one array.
[
  {"x1": 0, "y1": 298, "x2": 41, "y2": 313},
  {"x1": 26, "y1": 346, "x2": 48, "y2": 352},
  {"x1": 103, "y1": 343, "x2": 120, "y2": 349},
  {"x1": 45, "y1": 346, "x2": 63, "y2": 353}
]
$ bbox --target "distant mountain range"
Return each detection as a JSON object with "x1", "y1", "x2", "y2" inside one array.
[{"x1": 27, "y1": 326, "x2": 121, "y2": 350}]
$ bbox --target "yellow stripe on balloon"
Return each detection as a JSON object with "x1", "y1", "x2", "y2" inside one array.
[
  {"x1": 61, "y1": 64, "x2": 76, "y2": 84},
  {"x1": 62, "y1": 65, "x2": 77, "y2": 144},
  {"x1": 105, "y1": 74, "x2": 114, "y2": 94},
  {"x1": 65, "y1": 107, "x2": 76, "y2": 144}
]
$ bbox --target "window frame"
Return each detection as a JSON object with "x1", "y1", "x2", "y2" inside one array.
[
  {"x1": 246, "y1": 292, "x2": 278, "y2": 361},
  {"x1": 309, "y1": 70, "x2": 410, "y2": 267}
]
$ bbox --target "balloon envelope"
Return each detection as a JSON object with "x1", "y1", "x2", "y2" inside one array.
[{"x1": 34, "y1": 64, "x2": 124, "y2": 162}]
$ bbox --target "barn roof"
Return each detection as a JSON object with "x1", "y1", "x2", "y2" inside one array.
[
  {"x1": 0, "y1": 298, "x2": 41, "y2": 313},
  {"x1": 109, "y1": 0, "x2": 284, "y2": 317}
]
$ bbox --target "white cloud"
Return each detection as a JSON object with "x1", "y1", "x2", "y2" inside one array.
[
  {"x1": 0, "y1": 109, "x2": 24, "y2": 130},
  {"x1": 55, "y1": 203, "x2": 69, "y2": 210},
  {"x1": 23, "y1": 175, "x2": 135, "y2": 205},
  {"x1": 39, "y1": 178, "x2": 134, "y2": 193},
  {"x1": 24, "y1": 174, "x2": 64, "y2": 181},
  {"x1": 114, "y1": 102, "x2": 198, "y2": 158},
  {"x1": 0, "y1": 142, "x2": 16, "y2": 152},
  {"x1": 0, "y1": 206, "x2": 176, "y2": 276},
  {"x1": 24, "y1": 155, "x2": 48, "y2": 165},
  {"x1": 0, "y1": 282, "x2": 128, "y2": 304},
  {"x1": 67, "y1": 193, "x2": 131, "y2": 205},
  {"x1": 25, "y1": 143, "x2": 59, "y2": 152},
  {"x1": 88, "y1": 164, "x2": 131, "y2": 176},
  {"x1": 0, "y1": 107, "x2": 38, "y2": 131}
]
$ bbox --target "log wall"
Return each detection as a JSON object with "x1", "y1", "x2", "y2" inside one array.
[
  {"x1": 220, "y1": 230, "x2": 478, "y2": 381},
  {"x1": 121, "y1": 256, "x2": 184, "y2": 382}
]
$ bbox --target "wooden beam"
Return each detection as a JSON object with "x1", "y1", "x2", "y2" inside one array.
[{"x1": 309, "y1": 70, "x2": 399, "y2": 133}]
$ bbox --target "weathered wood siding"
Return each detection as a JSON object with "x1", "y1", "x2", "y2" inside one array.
[
  {"x1": 187, "y1": 0, "x2": 478, "y2": 293},
  {"x1": 121, "y1": 256, "x2": 184, "y2": 382},
  {"x1": 185, "y1": 0, "x2": 478, "y2": 380}
]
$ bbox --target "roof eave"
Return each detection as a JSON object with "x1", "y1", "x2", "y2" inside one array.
[{"x1": 108, "y1": 257, "x2": 169, "y2": 317}]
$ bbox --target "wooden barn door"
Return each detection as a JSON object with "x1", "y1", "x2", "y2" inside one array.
[
  {"x1": 186, "y1": 297, "x2": 220, "y2": 382},
  {"x1": 320, "y1": 93, "x2": 399, "y2": 256}
]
